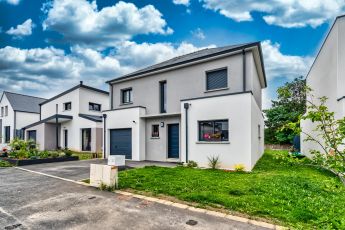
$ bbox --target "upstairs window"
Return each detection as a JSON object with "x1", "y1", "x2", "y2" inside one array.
[
  {"x1": 199, "y1": 120, "x2": 229, "y2": 142},
  {"x1": 89, "y1": 102, "x2": 101, "y2": 111},
  {"x1": 64, "y1": 102, "x2": 72, "y2": 111},
  {"x1": 4, "y1": 106, "x2": 8, "y2": 116},
  {"x1": 160, "y1": 81, "x2": 167, "y2": 113},
  {"x1": 121, "y1": 88, "x2": 132, "y2": 104},
  {"x1": 1, "y1": 107, "x2": 3, "y2": 117},
  {"x1": 151, "y1": 125, "x2": 159, "y2": 138},
  {"x1": 206, "y1": 68, "x2": 228, "y2": 91}
]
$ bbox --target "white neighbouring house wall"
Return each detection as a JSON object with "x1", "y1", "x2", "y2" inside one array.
[
  {"x1": 180, "y1": 92, "x2": 264, "y2": 171},
  {"x1": 301, "y1": 16, "x2": 345, "y2": 157},
  {"x1": 0, "y1": 94, "x2": 15, "y2": 144}
]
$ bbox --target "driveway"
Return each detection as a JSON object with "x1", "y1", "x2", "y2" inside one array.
[
  {"x1": 0, "y1": 167, "x2": 269, "y2": 230},
  {"x1": 19, "y1": 159, "x2": 178, "y2": 181}
]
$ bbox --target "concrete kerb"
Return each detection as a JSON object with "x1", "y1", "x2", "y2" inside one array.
[{"x1": 15, "y1": 166, "x2": 287, "y2": 230}]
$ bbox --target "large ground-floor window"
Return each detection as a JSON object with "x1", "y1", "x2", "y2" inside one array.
[
  {"x1": 4, "y1": 126, "x2": 10, "y2": 143},
  {"x1": 27, "y1": 130, "x2": 37, "y2": 143},
  {"x1": 199, "y1": 119, "x2": 229, "y2": 142},
  {"x1": 82, "y1": 128, "x2": 91, "y2": 151}
]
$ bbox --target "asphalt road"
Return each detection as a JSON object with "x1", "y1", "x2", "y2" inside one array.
[{"x1": 0, "y1": 166, "x2": 269, "y2": 230}]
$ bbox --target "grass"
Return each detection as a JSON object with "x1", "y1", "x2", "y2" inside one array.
[
  {"x1": 0, "y1": 160, "x2": 12, "y2": 167},
  {"x1": 118, "y1": 150, "x2": 345, "y2": 229},
  {"x1": 71, "y1": 151, "x2": 102, "y2": 160}
]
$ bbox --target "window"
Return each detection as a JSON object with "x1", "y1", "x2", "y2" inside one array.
[
  {"x1": 160, "y1": 81, "x2": 167, "y2": 113},
  {"x1": 64, "y1": 102, "x2": 72, "y2": 111},
  {"x1": 151, "y1": 125, "x2": 159, "y2": 138},
  {"x1": 206, "y1": 68, "x2": 228, "y2": 91},
  {"x1": 4, "y1": 126, "x2": 10, "y2": 143},
  {"x1": 89, "y1": 102, "x2": 101, "y2": 111},
  {"x1": 27, "y1": 130, "x2": 37, "y2": 143},
  {"x1": 121, "y1": 88, "x2": 132, "y2": 104},
  {"x1": 199, "y1": 120, "x2": 229, "y2": 142},
  {"x1": 258, "y1": 125, "x2": 261, "y2": 139},
  {"x1": 4, "y1": 106, "x2": 8, "y2": 116},
  {"x1": 1, "y1": 107, "x2": 3, "y2": 117},
  {"x1": 82, "y1": 128, "x2": 91, "y2": 151}
]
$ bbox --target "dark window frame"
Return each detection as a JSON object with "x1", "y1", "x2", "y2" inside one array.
[
  {"x1": 159, "y1": 81, "x2": 167, "y2": 113},
  {"x1": 198, "y1": 119, "x2": 229, "y2": 142},
  {"x1": 63, "y1": 102, "x2": 72, "y2": 111},
  {"x1": 205, "y1": 67, "x2": 228, "y2": 91},
  {"x1": 121, "y1": 88, "x2": 133, "y2": 104},
  {"x1": 4, "y1": 126, "x2": 10, "y2": 143},
  {"x1": 151, "y1": 124, "x2": 159, "y2": 138},
  {"x1": 27, "y1": 130, "x2": 37, "y2": 143},
  {"x1": 89, "y1": 102, "x2": 102, "y2": 111}
]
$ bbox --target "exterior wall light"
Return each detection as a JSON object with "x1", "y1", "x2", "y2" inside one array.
[{"x1": 160, "y1": 122, "x2": 164, "y2": 127}]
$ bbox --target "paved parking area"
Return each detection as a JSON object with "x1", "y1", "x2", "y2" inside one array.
[
  {"x1": 19, "y1": 159, "x2": 177, "y2": 181},
  {"x1": 0, "y1": 167, "x2": 268, "y2": 230}
]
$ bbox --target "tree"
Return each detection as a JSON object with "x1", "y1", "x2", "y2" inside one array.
[{"x1": 264, "y1": 77, "x2": 306, "y2": 144}]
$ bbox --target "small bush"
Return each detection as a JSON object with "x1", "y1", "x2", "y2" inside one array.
[
  {"x1": 0, "y1": 160, "x2": 12, "y2": 167},
  {"x1": 187, "y1": 160, "x2": 198, "y2": 168},
  {"x1": 99, "y1": 182, "x2": 116, "y2": 192},
  {"x1": 234, "y1": 164, "x2": 245, "y2": 172},
  {"x1": 64, "y1": 148, "x2": 73, "y2": 157},
  {"x1": 208, "y1": 155, "x2": 220, "y2": 169}
]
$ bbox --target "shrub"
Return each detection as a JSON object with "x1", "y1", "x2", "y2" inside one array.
[
  {"x1": 187, "y1": 160, "x2": 198, "y2": 168},
  {"x1": 50, "y1": 151, "x2": 60, "y2": 158},
  {"x1": 64, "y1": 148, "x2": 73, "y2": 157},
  {"x1": 234, "y1": 164, "x2": 245, "y2": 172},
  {"x1": 0, "y1": 160, "x2": 12, "y2": 167},
  {"x1": 8, "y1": 138, "x2": 38, "y2": 159},
  {"x1": 39, "y1": 151, "x2": 50, "y2": 159},
  {"x1": 208, "y1": 155, "x2": 220, "y2": 169}
]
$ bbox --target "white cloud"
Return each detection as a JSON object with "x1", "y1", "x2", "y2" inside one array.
[
  {"x1": 201, "y1": 0, "x2": 345, "y2": 28},
  {"x1": 42, "y1": 0, "x2": 173, "y2": 48},
  {"x1": 173, "y1": 0, "x2": 190, "y2": 6},
  {"x1": 6, "y1": 19, "x2": 34, "y2": 38},
  {"x1": 191, "y1": 28, "x2": 206, "y2": 40},
  {"x1": 0, "y1": 42, "x2": 209, "y2": 97},
  {"x1": 1, "y1": 0, "x2": 20, "y2": 5}
]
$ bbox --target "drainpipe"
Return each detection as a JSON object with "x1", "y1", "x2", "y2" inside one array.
[
  {"x1": 184, "y1": 103, "x2": 189, "y2": 163},
  {"x1": 13, "y1": 110, "x2": 16, "y2": 139},
  {"x1": 55, "y1": 104, "x2": 59, "y2": 150},
  {"x1": 242, "y1": 49, "x2": 246, "y2": 92},
  {"x1": 103, "y1": 114, "x2": 107, "y2": 159},
  {"x1": 110, "y1": 84, "x2": 114, "y2": 110}
]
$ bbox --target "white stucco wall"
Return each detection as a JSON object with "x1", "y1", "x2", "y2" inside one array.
[
  {"x1": 0, "y1": 94, "x2": 14, "y2": 143},
  {"x1": 180, "y1": 92, "x2": 259, "y2": 171},
  {"x1": 250, "y1": 96, "x2": 265, "y2": 168},
  {"x1": 16, "y1": 111, "x2": 40, "y2": 129},
  {"x1": 79, "y1": 87, "x2": 109, "y2": 115},
  {"x1": 103, "y1": 107, "x2": 146, "y2": 161}
]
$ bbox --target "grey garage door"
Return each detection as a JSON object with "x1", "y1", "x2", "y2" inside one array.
[{"x1": 110, "y1": 129, "x2": 132, "y2": 159}]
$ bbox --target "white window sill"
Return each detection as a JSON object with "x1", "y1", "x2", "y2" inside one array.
[
  {"x1": 120, "y1": 102, "x2": 133, "y2": 106},
  {"x1": 196, "y1": 141, "x2": 230, "y2": 144},
  {"x1": 204, "y1": 87, "x2": 229, "y2": 93},
  {"x1": 151, "y1": 137, "x2": 160, "y2": 139}
]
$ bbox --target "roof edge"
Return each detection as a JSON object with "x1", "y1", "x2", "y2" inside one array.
[{"x1": 106, "y1": 42, "x2": 263, "y2": 84}]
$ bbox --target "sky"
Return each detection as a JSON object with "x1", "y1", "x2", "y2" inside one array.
[{"x1": 0, "y1": 0, "x2": 344, "y2": 109}]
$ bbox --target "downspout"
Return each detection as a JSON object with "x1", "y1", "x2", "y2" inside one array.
[
  {"x1": 55, "y1": 104, "x2": 59, "y2": 150},
  {"x1": 103, "y1": 114, "x2": 107, "y2": 159},
  {"x1": 39, "y1": 104, "x2": 41, "y2": 121},
  {"x1": 184, "y1": 103, "x2": 189, "y2": 163},
  {"x1": 13, "y1": 110, "x2": 16, "y2": 139},
  {"x1": 110, "y1": 84, "x2": 114, "y2": 110},
  {"x1": 242, "y1": 49, "x2": 246, "y2": 92}
]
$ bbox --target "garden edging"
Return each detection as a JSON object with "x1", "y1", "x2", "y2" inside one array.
[{"x1": 3, "y1": 156, "x2": 79, "y2": 166}]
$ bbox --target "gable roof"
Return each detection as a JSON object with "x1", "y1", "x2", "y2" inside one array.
[
  {"x1": 107, "y1": 42, "x2": 267, "y2": 87},
  {"x1": 40, "y1": 82, "x2": 109, "y2": 106},
  {"x1": 1, "y1": 91, "x2": 46, "y2": 114}
]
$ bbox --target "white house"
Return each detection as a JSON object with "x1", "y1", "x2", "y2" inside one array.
[
  {"x1": 0, "y1": 92, "x2": 46, "y2": 144},
  {"x1": 103, "y1": 42, "x2": 266, "y2": 171},
  {"x1": 301, "y1": 15, "x2": 345, "y2": 157},
  {"x1": 24, "y1": 81, "x2": 108, "y2": 153}
]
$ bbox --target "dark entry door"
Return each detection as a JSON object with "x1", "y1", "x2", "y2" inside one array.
[
  {"x1": 4, "y1": 126, "x2": 10, "y2": 143},
  {"x1": 82, "y1": 128, "x2": 91, "y2": 151},
  {"x1": 168, "y1": 124, "x2": 179, "y2": 158},
  {"x1": 64, "y1": 130, "x2": 68, "y2": 148},
  {"x1": 110, "y1": 129, "x2": 132, "y2": 159}
]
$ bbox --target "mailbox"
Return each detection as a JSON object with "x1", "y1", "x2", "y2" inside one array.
[{"x1": 108, "y1": 155, "x2": 126, "y2": 166}]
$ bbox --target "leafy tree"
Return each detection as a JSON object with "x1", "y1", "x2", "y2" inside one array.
[{"x1": 264, "y1": 77, "x2": 306, "y2": 144}]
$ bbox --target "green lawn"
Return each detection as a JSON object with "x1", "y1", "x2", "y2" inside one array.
[{"x1": 119, "y1": 150, "x2": 345, "y2": 229}]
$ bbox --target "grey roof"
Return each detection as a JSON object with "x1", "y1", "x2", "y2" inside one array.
[
  {"x1": 2, "y1": 92, "x2": 46, "y2": 113},
  {"x1": 79, "y1": 113, "x2": 102, "y2": 122},
  {"x1": 107, "y1": 42, "x2": 266, "y2": 86}
]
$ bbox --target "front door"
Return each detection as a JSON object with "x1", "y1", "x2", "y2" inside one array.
[
  {"x1": 168, "y1": 124, "x2": 179, "y2": 158},
  {"x1": 64, "y1": 130, "x2": 68, "y2": 149},
  {"x1": 82, "y1": 128, "x2": 91, "y2": 151}
]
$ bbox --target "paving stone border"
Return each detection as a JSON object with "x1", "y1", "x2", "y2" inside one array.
[{"x1": 15, "y1": 167, "x2": 288, "y2": 230}]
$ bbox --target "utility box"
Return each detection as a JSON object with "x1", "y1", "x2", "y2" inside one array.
[
  {"x1": 108, "y1": 155, "x2": 126, "y2": 166},
  {"x1": 90, "y1": 164, "x2": 118, "y2": 188}
]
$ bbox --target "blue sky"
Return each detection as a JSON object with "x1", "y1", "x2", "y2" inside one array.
[{"x1": 0, "y1": 0, "x2": 343, "y2": 108}]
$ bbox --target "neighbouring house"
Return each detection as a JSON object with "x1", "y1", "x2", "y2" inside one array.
[
  {"x1": 24, "y1": 81, "x2": 108, "y2": 153},
  {"x1": 301, "y1": 15, "x2": 345, "y2": 157},
  {"x1": 103, "y1": 42, "x2": 267, "y2": 171},
  {"x1": 0, "y1": 92, "x2": 46, "y2": 144}
]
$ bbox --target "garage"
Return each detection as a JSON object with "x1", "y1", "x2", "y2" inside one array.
[{"x1": 110, "y1": 128, "x2": 132, "y2": 159}]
